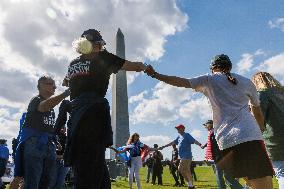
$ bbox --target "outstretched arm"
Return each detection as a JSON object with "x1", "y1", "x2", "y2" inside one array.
[
  {"x1": 194, "y1": 140, "x2": 203, "y2": 148},
  {"x1": 159, "y1": 141, "x2": 174, "y2": 150},
  {"x1": 121, "y1": 60, "x2": 147, "y2": 72},
  {"x1": 108, "y1": 146, "x2": 127, "y2": 154},
  {"x1": 145, "y1": 65, "x2": 191, "y2": 88}
]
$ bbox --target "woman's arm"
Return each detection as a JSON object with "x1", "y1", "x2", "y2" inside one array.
[
  {"x1": 251, "y1": 105, "x2": 265, "y2": 132},
  {"x1": 145, "y1": 65, "x2": 191, "y2": 88},
  {"x1": 121, "y1": 60, "x2": 147, "y2": 72},
  {"x1": 108, "y1": 146, "x2": 127, "y2": 154}
]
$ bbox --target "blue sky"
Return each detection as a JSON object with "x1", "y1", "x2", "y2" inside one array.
[{"x1": 0, "y1": 0, "x2": 284, "y2": 160}]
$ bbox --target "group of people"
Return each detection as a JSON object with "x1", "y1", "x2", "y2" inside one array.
[{"x1": 2, "y1": 28, "x2": 283, "y2": 189}]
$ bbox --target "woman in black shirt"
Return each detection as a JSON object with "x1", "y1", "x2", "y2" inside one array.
[{"x1": 64, "y1": 29, "x2": 147, "y2": 189}]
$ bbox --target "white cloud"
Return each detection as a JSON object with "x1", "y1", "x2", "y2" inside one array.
[
  {"x1": 140, "y1": 135, "x2": 172, "y2": 146},
  {"x1": 190, "y1": 129, "x2": 203, "y2": 139},
  {"x1": 130, "y1": 82, "x2": 192, "y2": 124},
  {"x1": 257, "y1": 52, "x2": 284, "y2": 83},
  {"x1": 129, "y1": 90, "x2": 148, "y2": 104},
  {"x1": 268, "y1": 17, "x2": 284, "y2": 32},
  {"x1": 236, "y1": 49, "x2": 265, "y2": 75},
  {"x1": 236, "y1": 53, "x2": 254, "y2": 74},
  {"x1": 178, "y1": 96, "x2": 212, "y2": 122}
]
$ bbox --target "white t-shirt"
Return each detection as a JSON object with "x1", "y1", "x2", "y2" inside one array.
[{"x1": 188, "y1": 72, "x2": 263, "y2": 150}]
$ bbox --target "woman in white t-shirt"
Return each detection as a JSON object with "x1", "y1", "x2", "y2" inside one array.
[{"x1": 144, "y1": 54, "x2": 274, "y2": 189}]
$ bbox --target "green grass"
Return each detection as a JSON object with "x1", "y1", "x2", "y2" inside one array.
[
  {"x1": 112, "y1": 166, "x2": 279, "y2": 189},
  {"x1": 4, "y1": 166, "x2": 279, "y2": 188}
]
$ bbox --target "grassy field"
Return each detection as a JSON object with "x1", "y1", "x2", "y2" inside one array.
[
  {"x1": 4, "y1": 166, "x2": 279, "y2": 188},
  {"x1": 112, "y1": 166, "x2": 279, "y2": 189}
]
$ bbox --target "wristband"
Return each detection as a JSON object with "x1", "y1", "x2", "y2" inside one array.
[{"x1": 63, "y1": 89, "x2": 70, "y2": 97}]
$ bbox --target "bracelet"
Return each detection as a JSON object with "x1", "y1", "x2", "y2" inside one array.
[{"x1": 63, "y1": 89, "x2": 70, "y2": 97}]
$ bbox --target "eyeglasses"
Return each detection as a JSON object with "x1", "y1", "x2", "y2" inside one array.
[{"x1": 41, "y1": 82, "x2": 56, "y2": 88}]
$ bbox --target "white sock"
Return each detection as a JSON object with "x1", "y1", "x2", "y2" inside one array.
[{"x1": 187, "y1": 181, "x2": 193, "y2": 187}]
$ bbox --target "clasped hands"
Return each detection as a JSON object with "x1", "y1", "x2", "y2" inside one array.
[{"x1": 143, "y1": 64, "x2": 157, "y2": 78}]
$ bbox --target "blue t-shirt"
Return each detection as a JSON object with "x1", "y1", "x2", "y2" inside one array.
[
  {"x1": 0, "y1": 144, "x2": 9, "y2": 159},
  {"x1": 173, "y1": 133, "x2": 195, "y2": 159},
  {"x1": 129, "y1": 141, "x2": 144, "y2": 157}
]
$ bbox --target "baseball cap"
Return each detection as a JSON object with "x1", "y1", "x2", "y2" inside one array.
[
  {"x1": 81, "y1": 29, "x2": 106, "y2": 45},
  {"x1": 175, "y1": 124, "x2": 185, "y2": 130},
  {"x1": 203, "y1": 120, "x2": 213, "y2": 126}
]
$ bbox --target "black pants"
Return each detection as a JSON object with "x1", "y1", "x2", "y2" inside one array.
[
  {"x1": 72, "y1": 105, "x2": 111, "y2": 189},
  {"x1": 152, "y1": 165, "x2": 163, "y2": 185},
  {"x1": 170, "y1": 166, "x2": 185, "y2": 185}
]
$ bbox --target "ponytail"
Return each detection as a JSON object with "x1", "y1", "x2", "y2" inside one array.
[{"x1": 224, "y1": 71, "x2": 237, "y2": 85}]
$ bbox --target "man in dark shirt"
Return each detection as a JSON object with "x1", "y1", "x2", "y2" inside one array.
[
  {"x1": 152, "y1": 144, "x2": 163, "y2": 185},
  {"x1": 21, "y1": 75, "x2": 69, "y2": 189},
  {"x1": 65, "y1": 29, "x2": 147, "y2": 188}
]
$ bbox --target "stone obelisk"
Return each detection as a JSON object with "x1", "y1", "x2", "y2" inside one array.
[{"x1": 111, "y1": 28, "x2": 130, "y2": 159}]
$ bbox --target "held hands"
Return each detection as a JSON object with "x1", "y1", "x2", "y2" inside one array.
[
  {"x1": 109, "y1": 146, "x2": 120, "y2": 154},
  {"x1": 144, "y1": 64, "x2": 157, "y2": 78},
  {"x1": 158, "y1": 146, "x2": 164, "y2": 151}
]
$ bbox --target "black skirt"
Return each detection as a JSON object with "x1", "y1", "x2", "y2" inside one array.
[{"x1": 217, "y1": 140, "x2": 274, "y2": 180}]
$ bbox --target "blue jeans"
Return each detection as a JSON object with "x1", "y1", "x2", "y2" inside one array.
[
  {"x1": 213, "y1": 164, "x2": 243, "y2": 189},
  {"x1": 0, "y1": 158, "x2": 8, "y2": 188},
  {"x1": 23, "y1": 137, "x2": 56, "y2": 189},
  {"x1": 53, "y1": 159, "x2": 70, "y2": 189},
  {"x1": 273, "y1": 161, "x2": 284, "y2": 189}
]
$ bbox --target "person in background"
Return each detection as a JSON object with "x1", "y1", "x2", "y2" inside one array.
[
  {"x1": 151, "y1": 144, "x2": 163, "y2": 186},
  {"x1": 53, "y1": 100, "x2": 71, "y2": 189},
  {"x1": 53, "y1": 127, "x2": 69, "y2": 189},
  {"x1": 159, "y1": 124, "x2": 203, "y2": 189},
  {"x1": 145, "y1": 54, "x2": 274, "y2": 189},
  {"x1": 9, "y1": 112, "x2": 27, "y2": 189},
  {"x1": 252, "y1": 72, "x2": 284, "y2": 189},
  {"x1": 145, "y1": 153, "x2": 154, "y2": 183},
  {"x1": 170, "y1": 144, "x2": 185, "y2": 187},
  {"x1": 0, "y1": 139, "x2": 9, "y2": 189},
  {"x1": 115, "y1": 133, "x2": 156, "y2": 189},
  {"x1": 21, "y1": 75, "x2": 69, "y2": 189},
  {"x1": 202, "y1": 120, "x2": 243, "y2": 189},
  {"x1": 11, "y1": 138, "x2": 18, "y2": 163}
]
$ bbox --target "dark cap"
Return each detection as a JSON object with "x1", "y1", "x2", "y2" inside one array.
[
  {"x1": 203, "y1": 120, "x2": 213, "y2": 126},
  {"x1": 175, "y1": 124, "x2": 185, "y2": 130},
  {"x1": 0, "y1": 139, "x2": 7, "y2": 144},
  {"x1": 154, "y1": 144, "x2": 158, "y2": 148},
  {"x1": 210, "y1": 54, "x2": 232, "y2": 70},
  {"x1": 81, "y1": 29, "x2": 106, "y2": 45}
]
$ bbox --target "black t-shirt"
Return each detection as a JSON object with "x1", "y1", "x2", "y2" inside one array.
[
  {"x1": 66, "y1": 50, "x2": 125, "y2": 99},
  {"x1": 22, "y1": 95, "x2": 56, "y2": 134}
]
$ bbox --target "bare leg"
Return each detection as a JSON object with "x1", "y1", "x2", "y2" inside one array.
[{"x1": 247, "y1": 176, "x2": 273, "y2": 189}]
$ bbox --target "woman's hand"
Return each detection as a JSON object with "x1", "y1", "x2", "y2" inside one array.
[{"x1": 144, "y1": 65, "x2": 156, "y2": 77}]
